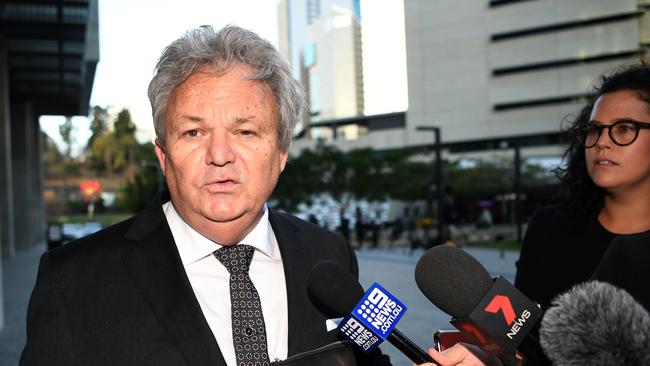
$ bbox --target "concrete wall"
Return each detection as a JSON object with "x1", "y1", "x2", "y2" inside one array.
[
  {"x1": 0, "y1": 33, "x2": 8, "y2": 331},
  {"x1": 487, "y1": 0, "x2": 638, "y2": 34},
  {"x1": 11, "y1": 102, "x2": 40, "y2": 251},
  {"x1": 404, "y1": 0, "x2": 646, "y2": 146}
]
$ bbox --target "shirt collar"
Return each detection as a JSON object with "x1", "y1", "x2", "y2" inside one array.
[{"x1": 163, "y1": 202, "x2": 275, "y2": 266}]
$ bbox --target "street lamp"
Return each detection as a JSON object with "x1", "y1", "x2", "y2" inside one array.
[
  {"x1": 416, "y1": 126, "x2": 444, "y2": 247},
  {"x1": 499, "y1": 141, "x2": 523, "y2": 245},
  {"x1": 513, "y1": 143, "x2": 522, "y2": 244}
]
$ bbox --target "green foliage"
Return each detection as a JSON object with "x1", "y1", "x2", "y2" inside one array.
[
  {"x1": 53, "y1": 213, "x2": 131, "y2": 227},
  {"x1": 113, "y1": 109, "x2": 136, "y2": 137},
  {"x1": 87, "y1": 106, "x2": 109, "y2": 150},
  {"x1": 89, "y1": 108, "x2": 140, "y2": 175},
  {"x1": 59, "y1": 117, "x2": 74, "y2": 159},
  {"x1": 118, "y1": 142, "x2": 162, "y2": 213},
  {"x1": 445, "y1": 158, "x2": 557, "y2": 201},
  {"x1": 273, "y1": 143, "x2": 431, "y2": 210},
  {"x1": 273, "y1": 143, "x2": 558, "y2": 213}
]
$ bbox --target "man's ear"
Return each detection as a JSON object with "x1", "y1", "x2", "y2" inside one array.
[
  {"x1": 154, "y1": 139, "x2": 166, "y2": 175},
  {"x1": 279, "y1": 149, "x2": 289, "y2": 172}
]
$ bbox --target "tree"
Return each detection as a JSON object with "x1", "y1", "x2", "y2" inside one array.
[
  {"x1": 273, "y1": 144, "x2": 560, "y2": 220},
  {"x1": 91, "y1": 133, "x2": 119, "y2": 177},
  {"x1": 113, "y1": 109, "x2": 136, "y2": 138},
  {"x1": 273, "y1": 144, "x2": 424, "y2": 211},
  {"x1": 87, "y1": 106, "x2": 109, "y2": 150},
  {"x1": 89, "y1": 108, "x2": 139, "y2": 176},
  {"x1": 59, "y1": 117, "x2": 74, "y2": 160},
  {"x1": 119, "y1": 142, "x2": 162, "y2": 213},
  {"x1": 87, "y1": 106, "x2": 109, "y2": 171}
]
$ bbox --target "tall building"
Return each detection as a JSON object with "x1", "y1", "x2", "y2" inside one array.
[
  {"x1": 278, "y1": 0, "x2": 365, "y2": 139},
  {"x1": 307, "y1": 6, "x2": 364, "y2": 122},
  {"x1": 292, "y1": 0, "x2": 650, "y2": 160},
  {"x1": 406, "y1": 0, "x2": 650, "y2": 157}
]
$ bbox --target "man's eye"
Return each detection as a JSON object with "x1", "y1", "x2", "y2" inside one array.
[
  {"x1": 184, "y1": 130, "x2": 200, "y2": 137},
  {"x1": 240, "y1": 130, "x2": 254, "y2": 136}
]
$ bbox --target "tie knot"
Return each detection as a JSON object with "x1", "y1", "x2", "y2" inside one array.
[{"x1": 214, "y1": 244, "x2": 255, "y2": 274}]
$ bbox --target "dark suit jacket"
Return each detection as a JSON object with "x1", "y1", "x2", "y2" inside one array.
[{"x1": 20, "y1": 194, "x2": 390, "y2": 366}]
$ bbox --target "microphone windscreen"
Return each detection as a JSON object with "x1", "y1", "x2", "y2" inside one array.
[
  {"x1": 540, "y1": 281, "x2": 650, "y2": 366},
  {"x1": 307, "y1": 260, "x2": 364, "y2": 318},
  {"x1": 415, "y1": 245, "x2": 492, "y2": 318}
]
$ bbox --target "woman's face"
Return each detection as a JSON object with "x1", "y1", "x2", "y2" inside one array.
[{"x1": 586, "y1": 90, "x2": 650, "y2": 195}]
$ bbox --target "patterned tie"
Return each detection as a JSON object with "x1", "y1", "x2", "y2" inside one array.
[{"x1": 214, "y1": 244, "x2": 270, "y2": 366}]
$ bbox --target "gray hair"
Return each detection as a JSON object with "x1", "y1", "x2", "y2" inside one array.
[{"x1": 147, "y1": 25, "x2": 305, "y2": 151}]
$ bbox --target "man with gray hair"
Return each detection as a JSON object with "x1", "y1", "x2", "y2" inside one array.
[{"x1": 21, "y1": 25, "x2": 390, "y2": 366}]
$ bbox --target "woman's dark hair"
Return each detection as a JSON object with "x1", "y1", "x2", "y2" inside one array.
[{"x1": 556, "y1": 63, "x2": 650, "y2": 216}]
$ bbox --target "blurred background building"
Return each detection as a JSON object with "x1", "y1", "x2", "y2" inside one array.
[
  {"x1": 0, "y1": 0, "x2": 99, "y2": 329},
  {"x1": 280, "y1": 0, "x2": 650, "y2": 237},
  {"x1": 288, "y1": 0, "x2": 650, "y2": 160},
  {"x1": 279, "y1": 0, "x2": 366, "y2": 140}
]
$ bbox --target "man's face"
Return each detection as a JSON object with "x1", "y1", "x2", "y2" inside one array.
[{"x1": 155, "y1": 65, "x2": 288, "y2": 243}]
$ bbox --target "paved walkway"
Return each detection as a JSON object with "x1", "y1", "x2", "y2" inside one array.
[
  {"x1": 0, "y1": 244, "x2": 518, "y2": 366},
  {"x1": 357, "y1": 246, "x2": 518, "y2": 366},
  {"x1": 0, "y1": 243, "x2": 44, "y2": 366}
]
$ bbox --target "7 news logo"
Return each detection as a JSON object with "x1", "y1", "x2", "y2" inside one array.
[{"x1": 484, "y1": 294, "x2": 531, "y2": 339}]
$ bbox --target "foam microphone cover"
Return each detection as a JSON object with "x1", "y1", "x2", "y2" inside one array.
[
  {"x1": 540, "y1": 281, "x2": 650, "y2": 366},
  {"x1": 415, "y1": 245, "x2": 493, "y2": 317},
  {"x1": 307, "y1": 260, "x2": 365, "y2": 318}
]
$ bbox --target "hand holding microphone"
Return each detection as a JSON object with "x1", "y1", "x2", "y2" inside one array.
[
  {"x1": 420, "y1": 343, "x2": 508, "y2": 366},
  {"x1": 414, "y1": 245, "x2": 542, "y2": 365}
]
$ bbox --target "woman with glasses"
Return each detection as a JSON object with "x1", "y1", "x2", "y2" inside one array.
[
  {"x1": 514, "y1": 62, "x2": 650, "y2": 349},
  {"x1": 418, "y1": 64, "x2": 650, "y2": 366},
  {"x1": 416, "y1": 65, "x2": 650, "y2": 366}
]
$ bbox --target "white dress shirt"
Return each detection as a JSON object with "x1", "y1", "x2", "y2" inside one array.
[{"x1": 163, "y1": 202, "x2": 289, "y2": 365}]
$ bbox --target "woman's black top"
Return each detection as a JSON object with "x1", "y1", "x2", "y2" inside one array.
[
  {"x1": 515, "y1": 204, "x2": 617, "y2": 310},
  {"x1": 514, "y1": 204, "x2": 617, "y2": 366},
  {"x1": 593, "y1": 230, "x2": 650, "y2": 311}
]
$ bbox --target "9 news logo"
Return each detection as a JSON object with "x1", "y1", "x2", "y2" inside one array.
[
  {"x1": 359, "y1": 285, "x2": 406, "y2": 336},
  {"x1": 340, "y1": 318, "x2": 380, "y2": 351},
  {"x1": 337, "y1": 283, "x2": 407, "y2": 351}
]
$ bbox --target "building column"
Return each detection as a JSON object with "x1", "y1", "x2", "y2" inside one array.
[
  {"x1": 0, "y1": 34, "x2": 14, "y2": 260},
  {"x1": 11, "y1": 101, "x2": 38, "y2": 251},
  {"x1": 33, "y1": 116, "x2": 45, "y2": 245},
  {"x1": 0, "y1": 32, "x2": 8, "y2": 331}
]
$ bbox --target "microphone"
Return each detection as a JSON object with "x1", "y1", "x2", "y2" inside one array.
[
  {"x1": 539, "y1": 281, "x2": 650, "y2": 366},
  {"x1": 307, "y1": 260, "x2": 438, "y2": 365},
  {"x1": 415, "y1": 245, "x2": 542, "y2": 363}
]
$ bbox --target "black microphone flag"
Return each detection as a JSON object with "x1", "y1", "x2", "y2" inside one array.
[
  {"x1": 449, "y1": 276, "x2": 541, "y2": 357},
  {"x1": 415, "y1": 245, "x2": 542, "y2": 362}
]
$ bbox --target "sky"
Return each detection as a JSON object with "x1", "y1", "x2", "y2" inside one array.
[
  {"x1": 39, "y1": 0, "x2": 408, "y2": 157},
  {"x1": 40, "y1": 0, "x2": 283, "y2": 156}
]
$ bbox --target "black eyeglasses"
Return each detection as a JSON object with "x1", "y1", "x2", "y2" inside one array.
[{"x1": 579, "y1": 119, "x2": 650, "y2": 148}]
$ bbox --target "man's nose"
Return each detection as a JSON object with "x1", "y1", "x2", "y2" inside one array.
[{"x1": 206, "y1": 133, "x2": 236, "y2": 166}]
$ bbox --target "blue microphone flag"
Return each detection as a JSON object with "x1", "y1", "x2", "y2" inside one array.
[{"x1": 338, "y1": 282, "x2": 407, "y2": 352}]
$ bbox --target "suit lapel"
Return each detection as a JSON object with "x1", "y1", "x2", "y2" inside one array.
[
  {"x1": 269, "y1": 210, "x2": 323, "y2": 356},
  {"x1": 122, "y1": 197, "x2": 227, "y2": 366}
]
